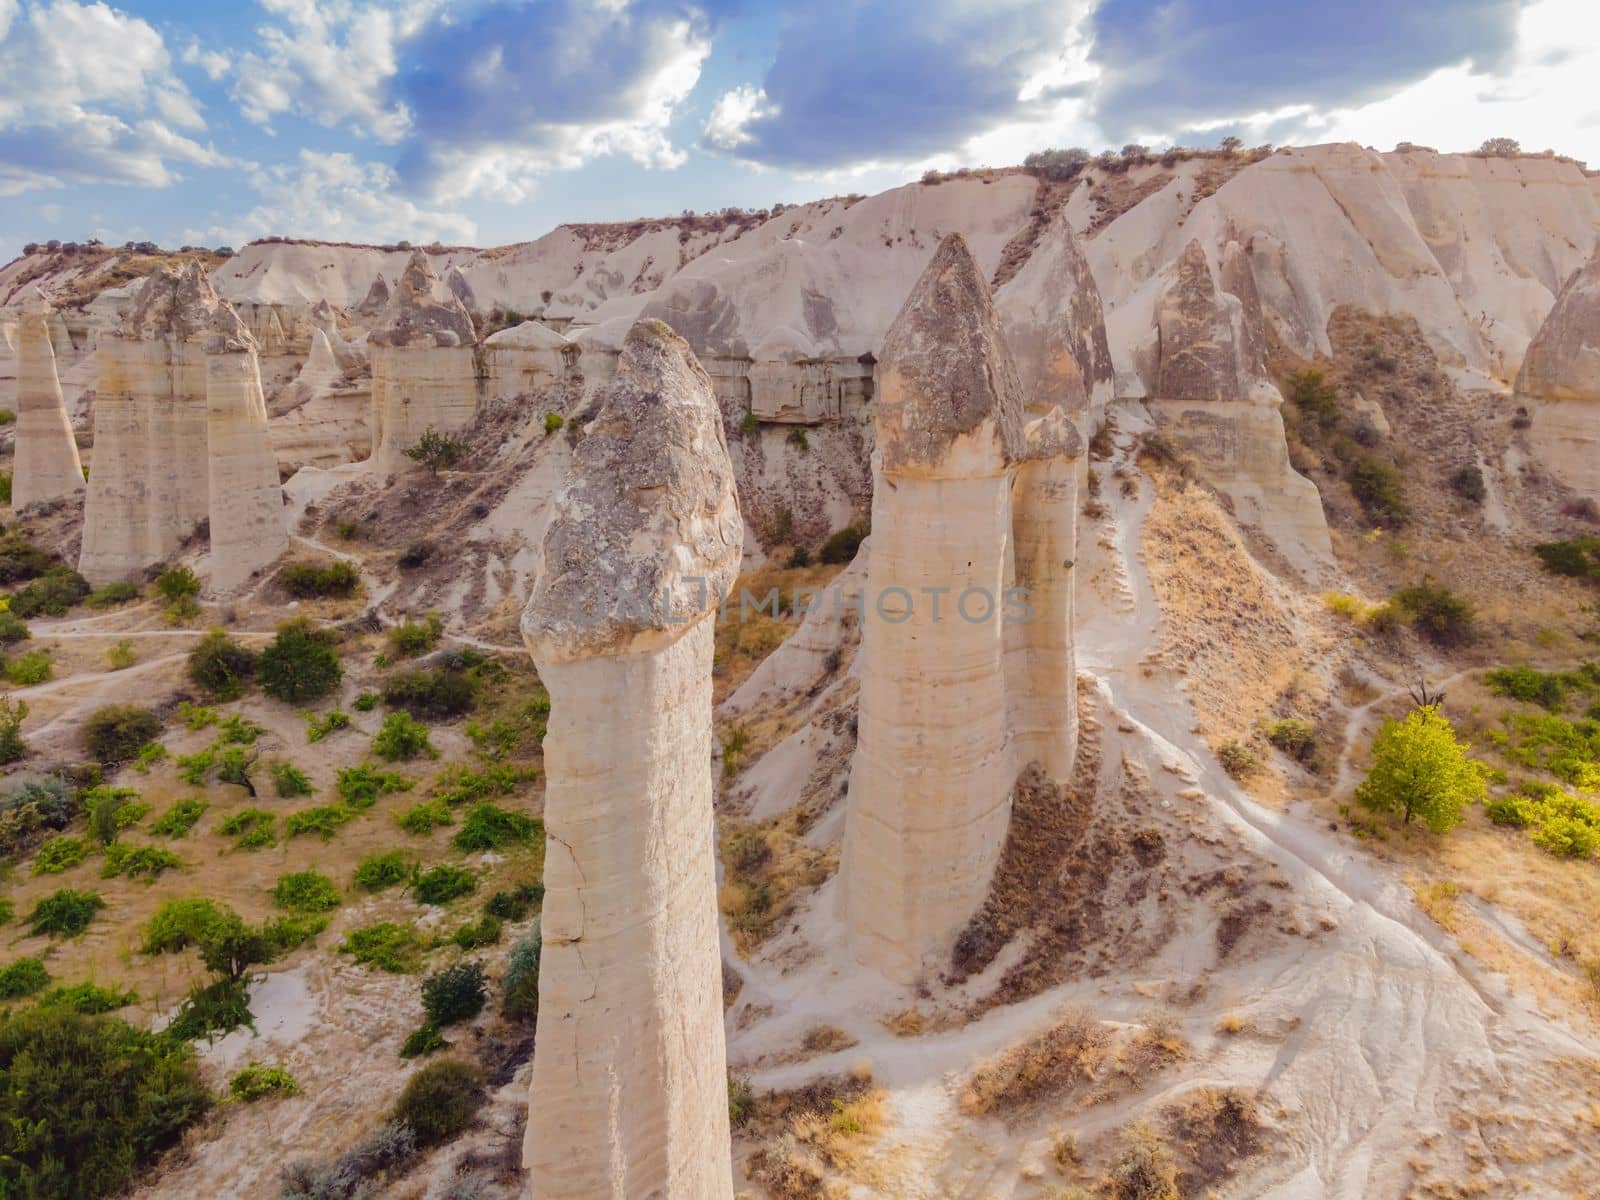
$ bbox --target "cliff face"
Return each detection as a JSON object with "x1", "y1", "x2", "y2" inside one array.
[
  {"x1": 521, "y1": 320, "x2": 740, "y2": 1198},
  {"x1": 1515, "y1": 248, "x2": 1600, "y2": 495},
  {"x1": 11, "y1": 290, "x2": 85, "y2": 509}
]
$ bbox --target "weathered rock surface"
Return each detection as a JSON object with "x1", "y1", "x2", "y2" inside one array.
[
  {"x1": 1515, "y1": 248, "x2": 1600, "y2": 495},
  {"x1": 368, "y1": 252, "x2": 478, "y2": 474},
  {"x1": 11, "y1": 289, "x2": 85, "y2": 509},
  {"x1": 521, "y1": 320, "x2": 740, "y2": 1198},
  {"x1": 841, "y1": 234, "x2": 1027, "y2": 985}
]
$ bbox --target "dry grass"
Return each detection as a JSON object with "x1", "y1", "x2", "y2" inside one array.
[
  {"x1": 959, "y1": 1007, "x2": 1113, "y2": 1116},
  {"x1": 712, "y1": 560, "x2": 848, "y2": 704},
  {"x1": 742, "y1": 1068, "x2": 886, "y2": 1197},
  {"x1": 1162, "y1": 1086, "x2": 1266, "y2": 1193},
  {"x1": 718, "y1": 809, "x2": 836, "y2": 954}
]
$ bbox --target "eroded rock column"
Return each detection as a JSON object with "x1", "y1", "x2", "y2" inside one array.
[
  {"x1": 521, "y1": 320, "x2": 741, "y2": 1199},
  {"x1": 12, "y1": 290, "x2": 85, "y2": 509},
  {"x1": 205, "y1": 306, "x2": 287, "y2": 594},
  {"x1": 841, "y1": 234, "x2": 1026, "y2": 985},
  {"x1": 1517, "y1": 248, "x2": 1600, "y2": 496}
]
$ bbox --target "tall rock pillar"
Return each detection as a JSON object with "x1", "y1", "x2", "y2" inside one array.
[
  {"x1": 12, "y1": 290, "x2": 85, "y2": 509},
  {"x1": 841, "y1": 234, "x2": 1026, "y2": 985},
  {"x1": 204, "y1": 303, "x2": 287, "y2": 594},
  {"x1": 521, "y1": 320, "x2": 741, "y2": 1199}
]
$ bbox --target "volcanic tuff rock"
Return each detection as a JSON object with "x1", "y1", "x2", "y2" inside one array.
[
  {"x1": 1515, "y1": 246, "x2": 1600, "y2": 495},
  {"x1": 205, "y1": 314, "x2": 288, "y2": 594},
  {"x1": 521, "y1": 320, "x2": 740, "y2": 1198},
  {"x1": 11, "y1": 288, "x2": 85, "y2": 509},
  {"x1": 841, "y1": 234, "x2": 1032, "y2": 984}
]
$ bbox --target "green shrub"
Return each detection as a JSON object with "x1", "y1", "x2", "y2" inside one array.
[
  {"x1": 1450, "y1": 464, "x2": 1487, "y2": 503},
  {"x1": 86, "y1": 580, "x2": 140, "y2": 608},
  {"x1": 340, "y1": 922, "x2": 425, "y2": 973},
  {"x1": 382, "y1": 668, "x2": 476, "y2": 719},
  {"x1": 543, "y1": 411, "x2": 564, "y2": 436},
  {"x1": 1217, "y1": 740, "x2": 1260, "y2": 780},
  {"x1": 186, "y1": 628, "x2": 257, "y2": 699},
  {"x1": 1485, "y1": 666, "x2": 1574, "y2": 711},
  {"x1": 412, "y1": 864, "x2": 476, "y2": 906},
  {"x1": 84, "y1": 785, "x2": 144, "y2": 845},
  {"x1": 33, "y1": 834, "x2": 90, "y2": 875},
  {"x1": 258, "y1": 619, "x2": 342, "y2": 703},
  {"x1": 106, "y1": 640, "x2": 137, "y2": 670},
  {"x1": 453, "y1": 803, "x2": 542, "y2": 852},
  {"x1": 353, "y1": 690, "x2": 380, "y2": 712},
  {"x1": 218, "y1": 807, "x2": 276, "y2": 848},
  {"x1": 1357, "y1": 706, "x2": 1484, "y2": 833},
  {"x1": 142, "y1": 898, "x2": 231, "y2": 954},
  {"x1": 397, "y1": 799, "x2": 453, "y2": 834},
  {"x1": 1346, "y1": 455, "x2": 1409, "y2": 526},
  {"x1": 0, "y1": 956, "x2": 49, "y2": 999},
  {"x1": 278, "y1": 1122, "x2": 416, "y2": 1198},
  {"x1": 0, "y1": 610, "x2": 29, "y2": 644},
  {"x1": 0, "y1": 1007, "x2": 210, "y2": 1195},
  {"x1": 1265, "y1": 717, "x2": 1319, "y2": 766},
  {"x1": 447, "y1": 914, "x2": 502, "y2": 950},
  {"x1": 262, "y1": 913, "x2": 329, "y2": 953},
  {"x1": 6, "y1": 649, "x2": 51, "y2": 685},
  {"x1": 1484, "y1": 793, "x2": 1535, "y2": 827},
  {"x1": 0, "y1": 535, "x2": 56, "y2": 584},
  {"x1": 229, "y1": 1062, "x2": 302, "y2": 1102},
  {"x1": 10, "y1": 565, "x2": 91, "y2": 617},
  {"x1": 100, "y1": 843, "x2": 183, "y2": 880},
  {"x1": 285, "y1": 806, "x2": 354, "y2": 840},
  {"x1": 338, "y1": 762, "x2": 414, "y2": 808},
  {"x1": 739, "y1": 411, "x2": 759, "y2": 435},
  {"x1": 466, "y1": 694, "x2": 550, "y2": 760},
  {"x1": 1529, "y1": 811, "x2": 1600, "y2": 858},
  {"x1": 277, "y1": 559, "x2": 360, "y2": 599},
  {"x1": 304, "y1": 708, "x2": 351, "y2": 742},
  {"x1": 272, "y1": 870, "x2": 342, "y2": 913},
  {"x1": 155, "y1": 565, "x2": 201, "y2": 604},
  {"x1": 432, "y1": 762, "x2": 530, "y2": 806},
  {"x1": 1393, "y1": 579, "x2": 1475, "y2": 647},
  {"x1": 34, "y1": 981, "x2": 137, "y2": 1014},
  {"x1": 1533, "y1": 535, "x2": 1600, "y2": 581},
  {"x1": 819, "y1": 523, "x2": 868, "y2": 565},
  {"x1": 391, "y1": 1059, "x2": 485, "y2": 1147},
  {"x1": 503, "y1": 929, "x2": 541, "y2": 1020},
  {"x1": 374, "y1": 711, "x2": 438, "y2": 762},
  {"x1": 404, "y1": 428, "x2": 468, "y2": 475},
  {"x1": 400, "y1": 1024, "x2": 450, "y2": 1058},
  {"x1": 1287, "y1": 369, "x2": 1341, "y2": 430},
  {"x1": 389, "y1": 613, "x2": 443, "y2": 658},
  {"x1": 270, "y1": 761, "x2": 313, "y2": 798},
  {"x1": 354, "y1": 850, "x2": 411, "y2": 892},
  {"x1": 150, "y1": 797, "x2": 208, "y2": 838},
  {"x1": 166, "y1": 974, "x2": 255, "y2": 1042},
  {"x1": 485, "y1": 881, "x2": 544, "y2": 921},
  {"x1": 0, "y1": 695, "x2": 23, "y2": 765},
  {"x1": 28, "y1": 888, "x2": 105, "y2": 937},
  {"x1": 421, "y1": 961, "x2": 487, "y2": 1028},
  {"x1": 82, "y1": 704, "x2": 162, "y2": 764}
]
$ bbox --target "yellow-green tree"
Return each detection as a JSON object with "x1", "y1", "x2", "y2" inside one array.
[{"x1": 1357, "y1": 705, "x2": 1484, "y2": 833}]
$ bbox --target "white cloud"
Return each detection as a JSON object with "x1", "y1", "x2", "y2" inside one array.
[
  {"x1": 232, "y1": 0, "x2": 441, "y2": 144},
  {"x1": 182, "y1": 38, "x2": 234, "y2": 82},
  {"x1": 197, "y1": 149, "x2": 476, "y2": 247},
  {"x1": 703, "y1": 85, "x2": 770, "y2": 153}
]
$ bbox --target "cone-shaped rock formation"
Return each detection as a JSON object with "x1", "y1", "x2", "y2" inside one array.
[
  {"x1": 1516, "y1": 248, "x2": 1600, "y2": 495},
  {"x1": 11, "y1": 289, "x2": 85, "y2": 509},
  {"x1": 521, "y1": 319, "x2": 741, "y2": 1198}
]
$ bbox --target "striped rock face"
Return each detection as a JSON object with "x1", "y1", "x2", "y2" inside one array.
[{"x1": 12, "y1": 290, "x2": 85, "y2": 510}]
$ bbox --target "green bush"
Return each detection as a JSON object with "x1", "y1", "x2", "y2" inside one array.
[
  {"x1": 374, "y1": 711, "x2": 437, "y2": 762},
  {"x1": 0, "y1": 610, "x2": 30, "y2": 644},
  {"x1": 0, "y1": 695, "x2": 23, "y2": 765},
  {"x1": 503, "y1": 929, "x2": 541, "y2": 1020},
  {"x1": 819, "y1": 523, "x2": 869, "y2": 565},
  {"x1": 404, "y1": 428, "x2": 468, "y2": 475},
  {"x1": 28, "y1": 888, "x2": 105, "y2": 937},
  {"x1": 1265, "y1": 717, "x2": 1319, "y2": 766},
  {"x1": 1357, "y1": 706, "x2": 1484, "y2": 833},
  {"x1": 86, "y1": 580, "x2": 140, "y2": 608},
  {"x1": 155, "y1": 565, "x2": 201, "y2": 605},
  {"x1": 84, "y1": 785, "x2": 144, "y2": 845},
  {"x1": 1484, "y1": 665, "x2": 1583, "y2": 712},
  {"x1": 542, "y1": 411, "x2": 564, "y2": 436},
  {"x1": 382, "y1": 668, "x2": 475, "y2": 719},
  {"x1": 82, "y1": 704, "x2": 162, "y2": 764},
  {"x1": 218, "y1": 808, "x2": 276, "y2": 849},
  {"x1": 258, "y1": 619, "x2": 342, "y2": 703},
  {"x1": 397, "y1": 799, "x2": 453, "y2": 834},
  {"x1": 391, "y1": 1059, "x2": 485, "y2": 1147},
  {"x1": 432, "y1": 762, "x2": 530, "y2": 806},
  {"x1": 187, "y1": 629, "x2": 257, "y2": 699},
  {"x1": 739, "y1": 411, "x2": 759, "y2": 435},
  {"x1": 421, "y1": 961, "x2": 487, "y2": 1027},
  {"x1": 33, "y1": 834, "x2": 90, "y2": 875},
  {"x1": 271, "y1": 761, "x2": 313, "y2": 798},
  {"x1": 485, "y1": 881, "x2": 544, "y2": 921},
  {"x1": 338, "y1": 762, "x2": 414, "y2": 808},
  {"x1": 304, "y1": 709, "x2": 351, "y2": 742},
  {"x1": 1217, "y1": 740, "x2": 1261, "y2": 780},
  {"x1": 6, "y1": 649, "x2": 51, "y2": 685},
  {"x1": 142, "y1": 898, "x2": 231, "y2": 954},
  {"x1": 1449, "y1": 464, "x2": 1487, "y2": 503},
  {"x1": 1485, "y1": 793, "x2": 1535, "y2": 827},
  {"x1": 285, "y1": 806, "x2": 354, "y2": 840},
  {"x1": 166, "y1": 974, "x2": 255, "y2": 1042},
  {"x1": 1394, "y1": 579, "x2": 1475, "y2": 648},
  {"x1": 1533, "y1": 535, "x2": 1600, "y2": 581},
  {"x1": 272, "y1": 870, "x2": 342, "y2": 913},
  {"x1": 340, "y1": 922, "x2": 425, "y2": 973},
  {"x1": 278, "y1": 560, "x2": 360, "y2": 599},
  {"x1": 353, "y1": 690, "x2": 380, "y2": 712},
  {"x1": 0, "y1": 535, "x2": 57, "y2": 584},
  {"x1": 1346, "y1": 455, "x2": 1409, "y2": 526},
  {"x1": 10, "y1": 565, "x2": 91, "y2": 617},
  {"x1": 0, "y1": 956, "x2": 49, "y2": 999},
  {"x1": 412, "y1": 864, "x2": 476, "y2": 906},
  {"x1": 389, "y1": 613, "x2": 443, "y2": 658},
  {"x1": 0, "y1": 1007, "x2": 210, "y2": 1196},
  {"x1": 447, "y1": 914, "x2": 502, "y2": 950},
  {"x1": 400, "y1": 1024, "x2": 450, "y2": 1058},
  {"x1": 100, "y1": 843, "x2": 183, "y2": 880},
  {"x1": 35, "y1": 981, "x2": 137, "y2": 1014},
  {"x1": 453, "y1": 803, "x2": 542, "y2": 852},
  {"x1": 354, "y1": 850, "x2": 411, "y2": 892},
  {"x1": 229, "y1": 1062, "x2": 302, "y2": 1102},
  {"x1": 466, "y1": 694, "x2": 550, "y2": 760},
  {"x1": 1287, "y1": 369, "x2": 1341, "y2": 431}
]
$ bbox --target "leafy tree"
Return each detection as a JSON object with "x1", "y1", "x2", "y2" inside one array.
[
  {"x1": 404, "y1": 427, "x2": 468, "y2": 475},
  {"x1": 155, "y1": 565, "x2": 201, "y2": 604},
  {"x1": 0, "y1": 696, "x2": 26, "y2": 764},
  {"x1": 391, "y1": 1059, "x2": 485, "y2": 1147},
  {"x1": 420, "y1": 961, "x2": 487, "y2": 1027},
  {"x1": 187, "y1": 628, "x2": 257, "y2": 699},
  {"x1": 1356, "y1": 706, "x2": 1484, "y2": 832},
  {"x1": 258, "y1": 619, "x2": 342, "y2": 703},
  {"x1": 1479, "y1": 137, "x2": 1521, "y2": 156}
]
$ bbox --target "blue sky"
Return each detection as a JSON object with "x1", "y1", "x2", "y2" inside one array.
[{"x1": 0, "y1": 0, "x2": 1596, "y2": 261}]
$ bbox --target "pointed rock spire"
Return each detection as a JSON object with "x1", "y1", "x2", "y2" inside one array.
[{"x1": 371, "y1": 251, "x2": 475, "y2": 348}]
